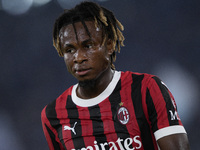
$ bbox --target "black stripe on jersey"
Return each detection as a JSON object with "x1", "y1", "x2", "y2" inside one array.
[
  {"x1": 46, "y1": 100, "x2": 66, "y2": 149},
  {"x1": 131, "y1": 74, "x2": 155, "y2": 150},
  {"x1": 88, "y1": 105, "x2": 108, "y2": 145},
  {"x1": 45, "y1": 124, "x2": 61, "y2": 149},
  {"x1": 109, "y1": 79, "x2": 132, "y2": 149},
  {"x1": 146, "y1": 88, "x2": 158, "y2": 132},
  {"x1": 152, "y1": 76, "x2": 179, "y2": 126},
  {"x1": 66, "y1": 96, "x2": 85, "y2": 149}
]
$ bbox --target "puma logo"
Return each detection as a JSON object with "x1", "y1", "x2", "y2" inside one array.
[{"x1": 64, "y1": 122, "x2": 77, "y2": 135}]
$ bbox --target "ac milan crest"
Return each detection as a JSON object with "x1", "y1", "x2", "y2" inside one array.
[{"x1": 117, "y1": 106, "x2": 129, "y2": 124}]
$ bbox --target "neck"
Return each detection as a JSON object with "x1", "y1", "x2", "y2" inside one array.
[{"x1": 76, "y1": 68, "x2": 114, "y2": 99}]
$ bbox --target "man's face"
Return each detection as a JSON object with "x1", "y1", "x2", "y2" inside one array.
[{"x1": 59, "y1": 21, "x2": 113, "y2": 82}]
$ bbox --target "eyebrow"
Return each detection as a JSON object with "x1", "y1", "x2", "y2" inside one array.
[
  {"x1": 81, "y1": 39, "x2": 93, "y2": 45},
  {"x1": 64, "y1": 38, "x2": 92, "y2": 47},
  {"x1": 64, "y1": 43, "x2": 75, "y2": 48}
]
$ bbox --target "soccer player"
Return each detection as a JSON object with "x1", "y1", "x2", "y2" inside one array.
[{"x1": 41, "y1": 1, "x2": 190, "y2": 150}]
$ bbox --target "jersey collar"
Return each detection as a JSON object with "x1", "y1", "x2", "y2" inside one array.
[{"x1": 71, "y1": 71, "x2": 121, "y2": 107}]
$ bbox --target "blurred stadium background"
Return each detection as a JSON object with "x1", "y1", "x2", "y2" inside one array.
[{"x1": 0, "y1": 0, "x2": 199, "y2": 149}]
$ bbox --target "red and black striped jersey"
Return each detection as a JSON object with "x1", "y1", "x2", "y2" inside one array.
[{"x1": 41, "y1": 71, "x2": 186, "y2": 150}]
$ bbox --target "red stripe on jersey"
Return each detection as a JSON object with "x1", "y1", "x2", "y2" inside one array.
[
  {"x1": 41, "y1": 106, "x2": 56, "y2": 149},
  {"x1": 140, "y1": 75, "x2": 151, "y2": 125},
  {"x1": 55, "y1": 87, "x2": 75, "y2": 149},
  {"x1": 98, "y1": 98, "x2": 118, "y2": 145},
  {"x1": 141, "y1": 75, "x2": 159, "y2": 149},
  {"x1": 77, "y1": 106, "x2": 96, "y2": 147},
  {"x1": 120, "y1": 72, "x2": 144, "y2": 149},
  {"x1": 147, "y1": 78, "x2": 170, "y2": 129},
  {"x1": 41, "y1": 106, "x2": 64, "y2": 150}
]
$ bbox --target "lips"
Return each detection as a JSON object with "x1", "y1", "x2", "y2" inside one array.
[{"x1": 75, "y1": 68, "x2": 91, "y2": 76}]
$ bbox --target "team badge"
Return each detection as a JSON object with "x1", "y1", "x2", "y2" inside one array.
[{"x1": 117, "y1": 106, "x2": 129, "y2": 125}]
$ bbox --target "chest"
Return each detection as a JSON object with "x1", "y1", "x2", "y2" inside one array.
[{"x1": 56, "y1": 95, "x2": 144, "y2": 150}]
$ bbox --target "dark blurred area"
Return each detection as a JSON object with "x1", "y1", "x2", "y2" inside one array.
[{"x1": 0, "y1": 0, "x2": 199, "y2": 149}]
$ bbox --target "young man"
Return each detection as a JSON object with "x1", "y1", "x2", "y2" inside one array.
[{"x1": 41, "y1": 1, "x2": 190, "y2": 150}]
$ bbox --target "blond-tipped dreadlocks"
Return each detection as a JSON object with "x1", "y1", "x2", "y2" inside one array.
[{"x1": 53, "y1": 1, "x2": 125, "y2": 70}]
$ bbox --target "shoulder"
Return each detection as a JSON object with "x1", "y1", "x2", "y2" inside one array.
[
  {"x1": 57, "y1": 85, "x2": 74, "y2": 102},
  {"x1": 120, "y1": 71, "x2": 157, "y2": 83},
  {"x1": 121, "y1": 70, "x2": 154, "y2": 77},
  {"x1": 41, "y1": 86, "x2": 74, "y2": 119}
]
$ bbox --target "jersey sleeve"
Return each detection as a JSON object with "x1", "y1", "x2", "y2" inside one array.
[
  {"x1": 41, "y1": 105, "x2": 64, "y2": 150},
  {"x1": 145, "y1": 76, "x2": 186, "y2": 140}
]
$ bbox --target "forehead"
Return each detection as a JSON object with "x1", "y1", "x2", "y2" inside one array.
[{"x1": 59, "y1": 21, "x2": 102, "y2": 43}]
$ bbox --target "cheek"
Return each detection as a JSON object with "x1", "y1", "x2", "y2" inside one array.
[
  {"x1": 63, "y1": 54, "x2": 68, "y2": 64},
  {"x1": 64, "y1": 54, "x2": 73, "y2": 70},
  {"x1": 91, "y1": 50, "x2": 110, "y2": 68},
  {"x1": 98, "y1": 48, "x2": 110, "y2": 64},
  {"x1": 104, "y1": 54, "x2": 110, "y2": 62}
]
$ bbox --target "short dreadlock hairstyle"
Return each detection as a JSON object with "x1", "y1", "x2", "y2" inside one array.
[{"x1": 53, "y1": 1, "x2": 125, "y2": 69}]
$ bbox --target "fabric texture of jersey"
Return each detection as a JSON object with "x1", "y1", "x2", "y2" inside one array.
[{"x1": 41, "y1": 71, "x2": 186, "y2": 150}]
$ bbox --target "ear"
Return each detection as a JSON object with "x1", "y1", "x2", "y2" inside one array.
[{"x1": 106, "y1": 39, "x2": 114, "y2": 55}]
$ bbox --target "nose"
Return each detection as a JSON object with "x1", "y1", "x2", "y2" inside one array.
[{"x1": 74, "y1": 49, "x2": 87, "y2": 64}]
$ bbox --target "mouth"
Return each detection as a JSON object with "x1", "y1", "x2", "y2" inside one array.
[{"x1": 75, "y1": 68, "x2": 91, "y2": 76}]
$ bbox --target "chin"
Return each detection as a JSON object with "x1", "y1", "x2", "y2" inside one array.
[
  {"x1": 78, "y1": 79, "x2": 96, "y2": 88},
  {"x1": 76, "y1": 74, "x2": 96, "y2": 82}
]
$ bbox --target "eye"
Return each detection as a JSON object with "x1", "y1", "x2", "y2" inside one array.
[
  {"x1": 64, "y1": 48, "x2": 76, "y2": 54},
  {"x1": 84, "y1": 44, "x2": 92, "y2": 49},
  {"x1": 84, "y1": 43, "x2": 94, "y2": 49}
]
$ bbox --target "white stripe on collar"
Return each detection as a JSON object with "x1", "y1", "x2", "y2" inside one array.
[{"x1": 71, "y1": 71, "x2": 121, "y2": 107}]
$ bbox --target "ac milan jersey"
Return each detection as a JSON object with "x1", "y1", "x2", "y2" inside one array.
[{"x1": 41, "y1": 71, "x2": 186, "y2": 150}]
